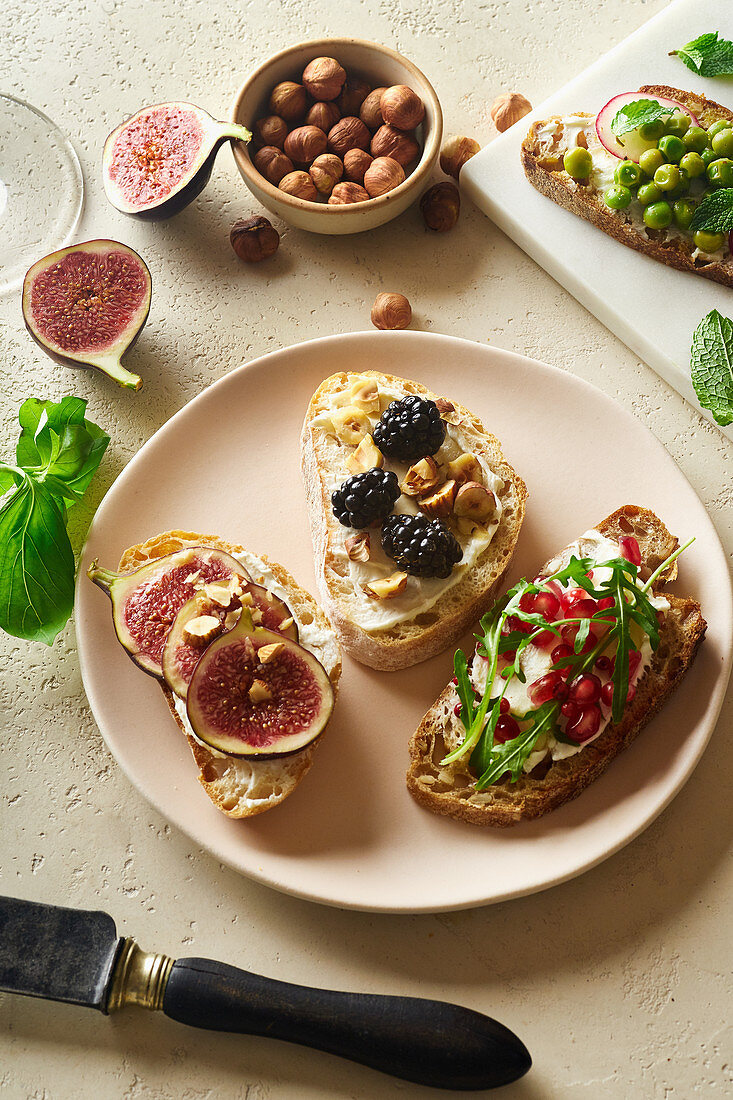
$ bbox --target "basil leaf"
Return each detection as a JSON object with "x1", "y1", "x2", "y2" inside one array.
[
  {"x1": 0, "y1": 476, "x2": 75, "y2": 645},
  {"x1": 671, "y1": 31, "x2": 733, "y2": 77},
  {"x1": 690, "y1": 189, "x2": 733, "y2": 234},
  {"x1": 16, "y1": 396, "x2": 110, "y2": 499},
  {"x1": 691, "y1": 309, "x2": 733, "y2": 427},
  {"x1": 611, "y1": 99, "x2": 671, "y2": 137}
]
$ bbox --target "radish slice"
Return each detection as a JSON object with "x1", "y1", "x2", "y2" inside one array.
[{"x1": 595, "y1": 92, "x2": 699, "y2": 162}]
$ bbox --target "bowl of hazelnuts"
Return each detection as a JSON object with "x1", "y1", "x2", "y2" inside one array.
[{"x1": 231, "y1": 37, "x2": 442, "y2": 234}]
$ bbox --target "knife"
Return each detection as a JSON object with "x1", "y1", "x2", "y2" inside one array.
[{"x1": 0, "y1": 895, "x2": 530, "y2": 1090}]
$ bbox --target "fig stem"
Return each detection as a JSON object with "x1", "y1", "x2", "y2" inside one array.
[
  {"x1": 87, "y1": 562, "x2": 120, "y2": 595},
  {"x1": 89, "y1": 355, "x2": 142, "y2": 391},
  {"x1": 219, "y1": 123, "x2": 252, "y2": 145}
]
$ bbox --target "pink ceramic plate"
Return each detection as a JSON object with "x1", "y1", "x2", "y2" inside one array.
[{"x1": 76, "y1": 332, "x2": 732, "y2": 912}]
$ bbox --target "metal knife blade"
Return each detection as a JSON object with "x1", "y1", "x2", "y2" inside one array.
[{"x1": 0, "y1": 895, "x2": 121, "y2": 1010}]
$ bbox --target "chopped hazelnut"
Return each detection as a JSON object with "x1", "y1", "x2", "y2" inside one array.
[
  {"x1": 419, "y1": 479, "x2": 458, "y2": 518},
  {"x1": 362, "y1": 571, "x2": 408, "y2": 599},
  {"x1": 248, "y1": 678, "x2": 272, "y2": 703},
  {"x1": 453, "y1": 481, "x2": 496, "y2": 521},
  {"x1": 182, "y1": 615, "x2": 223, "y2": 647},
  {"x1": 331, "y1": 405, "x2": 371, "y2": 444},
  {"x1": 348, "y1": 376, "x2": 380, "y2": 414},
  {"x1": 401, "y1": 456, "x2": 441, "y2": 496},
  {"x1": 446, "y1": 452, "x2": 481, "y2": 484},
  {"x1": 258, "y1": 642, "x2": 284, "y2": 664},
  {"x1": 345, "y1": 532, "x2": 371, "y2": 562},
  {"x1": 346, "y1": 434, "x2": 383, "y2": 474}
]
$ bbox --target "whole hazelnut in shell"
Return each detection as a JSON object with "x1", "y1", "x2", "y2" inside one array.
[
  {"x1": 371, "y1": 292, "x2": 412, "y2": 330},
  {"x1": 230, "y1": 216, "x2": 280, "y2": 263},
  {"x1": 338, "y1": 77, "x2": 371, "y2": 117},
  {"x1": 252, "y1": 145, "x2": 294, "y2": 186},
  {"x1": 370, "y1": 124, "x2": 420, "y2": 167},
  {"x1": 309, "y1": 152, "x2": 343, "y2": 195},
  {"x1": 302, "y1": 56, "x2": 346, "y2": 101},
  {"x1": 343, "y1": 148, "x2": 373, "y2": 184},
  {"x1": 278, "y1": 170, "x2": 318, "y2": 201},
  {"x1": 306, "y1": 100, "x2": 341, "y2": 132},
  {"x1": 328, "y1": 181, "x2": 370, "y2": 205},
  {"x1": 420, "y1": 181, "x2": 460, "y2": 232},
  {"x1": 328, "y1": 116, "x2": 371, "y2": 157},
  {"x1": 363, "y1": 156, "x2": 405, "y2": 197},
  {"x1": 283, "y1": 125, "x2": 327, "y2": 165},
  {"x1": 490, "y1": 92, "x2": 532, "y2": 132},
  {"x1": 269, "y1": 81, "x2": 307, "y2": 123},
  {"x1": 253, "y1": 115, "x2": 288, "y2": 149},
  {"x1": 440, "y1": 134, "x2": 481, "y2": 179},
  {"x1": 380, "y1": 85, "x2": 425, "y2": 131},
  {"x1": 360, "y1": 87, "x2": 387, "y2": 131}
]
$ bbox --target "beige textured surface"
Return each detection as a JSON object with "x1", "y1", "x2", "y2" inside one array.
[{"x1": 1, "y1": 0, "x2": 731, "y2": 1096}]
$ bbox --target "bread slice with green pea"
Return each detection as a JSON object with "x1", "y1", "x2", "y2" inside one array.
[{"x1": 521, "y1": 86, "x2": 733, "y2": 287}]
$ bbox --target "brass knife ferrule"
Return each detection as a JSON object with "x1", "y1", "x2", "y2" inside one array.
[{"x1": 106, "y1": 937, "x2": 174, "y2": 1013}]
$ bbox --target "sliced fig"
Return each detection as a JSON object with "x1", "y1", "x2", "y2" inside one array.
[
  {"x1": 88, "y1": 547, "x2": 250, "y2": 678},
  {"x1": 102, "y1": 102, "x2": 251, "y2": 220},
  {"x1": 242, "y1": 583, "x2": 299, "y2": 642},
  {"x1": 22, "y1": 240, "x2": 151, "y2": 391},
  {"x1": 187, "y1": 611, "x2": 334, "y2": 758}
]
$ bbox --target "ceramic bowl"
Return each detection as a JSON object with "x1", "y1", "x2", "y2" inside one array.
[{"x1": 230, "y1": 38, "x2": 442, "y2": 235}]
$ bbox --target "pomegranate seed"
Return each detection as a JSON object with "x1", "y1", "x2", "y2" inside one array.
[
  {"x1": 533, "y1": 628, "x2": 555, "y2": 648},
  {"x1": 551, "y1": 643, "x2": 574, "y2": 668},
  {"x1": 628, "y1": 650, "x2": 642, "y2": 678},
  {"x1": 565, "y1": 703, "x2": 602, "y2": 743},
  {"x1": 595, "y1": 655, "x2": 612, "y2": 673},
  {"x1": 627, "y1": 684, "x2": 636, "y2": 703},
  {"x1": 509, "y1": 615, "x2": 533, "y2": 635},
  {"x1": 562, "y1": 623, "x2": 598, "y2": 653},
  {"x1": 566, "y1": 587, "x2": 587, "y2": 604},
  {"x1": 494, "y1": 715, "x2": 520, "y2": 743},
  {"x1": 452, "y1": 676, "x2": 458, "y2": 685},
  {"x1": 570, "y1": 673, "x2": 602, "y2": 705},
  {"x1": 545, "y1": 580, "x2": 565, "y2": 606},
  {"x1": 503, "y1": 648, "x2": 517, "y2": 661},
  {"x1": 566, "y1": 597, "x2": 597, "y2": 620},
  {"x1": 619, "y1": 535, "x2": 641, "y2": 567},
  {"x1": 597, "y1": 597, "x2": 615, "y2": 612},
  {"x1": 561, "y1": 700, "x2": 578, "y2": 721},
  {"x1": 529, "y1": 671, "x2": 564, "y2": 706},
  {"x1": 519, "y1": 593, "x2": 535, "y2": 613},
  {"x1": 601, "y1": 681, "x2": 614, "y2": 707},
  {"x1": 499, "y1": 697, "x2": 510, "y2": 714},
  {"x1": 453, "y1": 703, "x2": 462, "y2": 716},
  {"x1": 533, "y1": 591, "x2": 560, "y2": 620},
  {"x1": 553, "y1": 681, "x2": 569, "y2": 701}
]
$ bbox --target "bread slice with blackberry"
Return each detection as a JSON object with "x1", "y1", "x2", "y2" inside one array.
[
  {"x1": 300, "y1": 371, "x2": 527, "y2": 671},
  {"x1": 407, "y1": 506, "x2": 706, "y2": 826}
]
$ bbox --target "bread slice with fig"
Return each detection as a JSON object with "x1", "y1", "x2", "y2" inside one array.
[
  {"x1": 90, "y1": 530, "x2": 341, "y2": 819},
  {"x1": 407, "y1": 506, "x2": 706, "y2": 826},
  {"x1": 300, "y1": 371, "x2": 527, "y2": 671},
  {"x1": 521, "y1": 86, "x2": 733, "y2": 287}
]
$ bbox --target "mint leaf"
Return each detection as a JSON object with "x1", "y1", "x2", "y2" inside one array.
[
  {"x1": 671, "y1": 31, "x2": 733, "y2": 77},
  {"x1": 690, "y1": 189, "x2": 733, "y2": 234},
  {"x1": 611, "y1": 99, "x2": 671, "y2": 137},
  {"x1": 691, "y1": 310, "x2": 733, "y2": 427}
]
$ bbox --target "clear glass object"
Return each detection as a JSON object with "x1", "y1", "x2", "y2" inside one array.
[{"x1": 0, "y1": 95, "x2": 84, "y2": 294}]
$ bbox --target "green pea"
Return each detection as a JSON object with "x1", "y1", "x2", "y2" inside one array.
[
  {"x1": 639, "y1": 148, "x2": 664, "y2": 177},
  {"x1": 614, "y1": 160, "x2": 642, "y2": 188},
  {"x1": 679, "y1": 152, "x2": 706, "y2": 179},
  {"x1": 653, "y1": 163, "x2": 681, "y2": 192},
  {"x1": 639, "y1": 119, "x2": 665, "y2": 141},
  {"x1": 643, "y1": 201, "x2": 672, "y2": 229},
  {"x1": 707, "y1": 119, "x2": 732, "y2": 139},
  {"x1": 707, "y1": 158, "x2": 733, "y2": 187},
  {"x1": 664, "y1": 113, "x2": 691, "y2": 137},
  {"x1": 683, "y1": 126, "x2": 710, "y2": 153},
  {"x1": 701, "y1": 148, "x2": 717, "y2": 167},
  {"x1": 563, "y1": 147, "x2": 593, "y2": 180},
  {"x1": 603, "y1": 185, "x2": 632, "y2": 210},
  {"x1": 672, "y1": 199, "x2": 695, "y2": 231},
  {"x1": 637, "y1": 181, "x2": 662, "y2": 206},
  {"x1": 693, "y1": 229, "x2": 725, "y2": 252},
  {"x1": 712, "y1": 129, "x2": 733, "y2": 158},
  {"x1": 668, "y1": 168, "x2": 690, "y2": 200},
  {"x1": 658, "y1": 135, "x2": 686, "y2": 163}
]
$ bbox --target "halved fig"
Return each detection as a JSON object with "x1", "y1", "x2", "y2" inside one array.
[
  {"x1": 103, "y1": 102, "x2": 251, "y2": 220},
  {"x1": 88, "y1": 547, "x2": 250, "y2": 678},
  {"x1": 187, "y1": 611, "x2": 334, "y2": 758},
  {"x1": 22, "y1": 240, "x2": 152, "y2": 391},
  {"x1": 595, "y1": 92, "x2": 699, "y2": 162}
]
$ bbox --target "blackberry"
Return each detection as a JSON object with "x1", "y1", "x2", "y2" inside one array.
[
  {"x1": 332, "y1": 468, "x2": 400, "y2": 528},
  {"x1": 381, "y1": 513, "x2": 462, "y2": 579},
  {"x1": 372, "y1": 395, "x2": 446, "y2": 462}
]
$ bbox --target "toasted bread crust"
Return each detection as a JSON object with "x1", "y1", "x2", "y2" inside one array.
[
  {"x1": 301, "y1": 371, "x2": 528, "y2": 671},
  {"x1": 406, "y1": 506, "x2": 706, "y2": 826},
  {"x1": 118, "y1": 530, "x2": 341, "y2": 819},
  {"x1": 521, "y1": 86, "x2": 733, "y2": 288}
]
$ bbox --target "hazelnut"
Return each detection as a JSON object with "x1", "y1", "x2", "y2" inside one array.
[
  {"x1": 278, "y1": 170, "x2": 318, "y2": 201},
  {"x1": 182, "y1": 615, "x2": 223, "y2": 647},
  {"x1": 491, "y1": 92, "x2": 532, "y2": 133},
  {"x1": 302, "y1": 56, "x2": 346, "y2": 102},
  {"x1": 253, "y1": 115, "x2": 288, "y2": 149},
  {"x1": 440, "y1": 134, "x2": 481, "y2": 179},
  {"x1": 279, "y1": 616, "x2": 295, "y2": 633},
  {"x1": 360, "y1": 87, "x2": 387, "y2": 131},
  {"x1": 345, "y1": 532, "x2": 371, "y2": 562},
  {"x1": 453, "y1": 481, "x2": 496, "y2": 521},
  {"x1": 330, "y1": 405, "x2": 371, "y2": 444},
  {"x1": 401, "y1": 456, "x2": 441, "y2": 497},
  {"x1": 348, "y1": 376, "x2": 380, "y2": 414},
  {"x1": 346, "y1": 434, "x2": 383, "y2": 474},
  {"x1": 362, "y1": 571, "x2": 408, "y2": 600},
  {"x1": 446, "y1": 452, "x2": 481, "y2": 484},
  {"x1": 419, "y1": 480, "x2": 458, "y2": 519},
  {"x1": 252, "y1": 145, "x2": 294, "y2": 186},
  {"x1": 343, "y1": 147, "x2": 373, "y2": 185},
  {"x1": 248, "y1": 679, "x2": 272, "y2": 703},
  {"x1": 328, "y1": 181, "x2": 370, "y2": 205},
  {"x1": 283, "y1": 125, "x2": 327, "y2": 165},
  {"x1": 269, "y1": 81, "x2": 307, "y2": 123},
  {"x1": 370, "y1": 124, "x2": 420, "y2": 166},
  {"x1": 371, "y1": 292, "x2": 412, "y2": 330},
  {"x1": 306, "y1": 100, "x2": 341, "y2": 132},
  {"x1": 338, "y1": 78, "x2": 371, "y2": 117},
  {"x1": 380, "y1": 85, "x2": 425, "y2": 131},
  {"x1": 230, "y1": 216, "x2": 280, "y2": 263},
  {"x1": 258, "y1": 642, "x2": 284, "y2": 664},
  {"x1": 309, "y1": 152, "x2": 343, "y2": 195},
  {"x1": 364, "y1": 156, "x2": 405, "y2": 197},
  {"x1": 420, "y1": 182, "x2": 460, "y2": 232},
  {"x1": 328, "y1": 116, "x2": 371, "y2": 157},
  {"x1": 200, "y1": 577, "x2": 242, "y2": 607}
]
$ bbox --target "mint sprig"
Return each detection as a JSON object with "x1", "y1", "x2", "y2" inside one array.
[
  {"x1": 690, "y1": 189, "x2": 733, "y2": 234},
  {"x1": 671, "y1": 31, "x2": 733, "y2": 78},
  {"x1": 691, "y1": 309, "x2": 733, "y2": 427},
  {"x1": 611, "y1": 99, "x2": 671, "y2": 138}
]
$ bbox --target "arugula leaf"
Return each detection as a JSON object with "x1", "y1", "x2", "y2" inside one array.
[
  {"x1": 671, "y1": 31, "x2": 733, "y2": 77},
  {"x1": 690, "y1": 189, "x2": 733, "y2": 235},
  {"x1": 691, "y1": 309, "x2": 733, "y2": 427},
  {"x1": 611, "y1": 99, "x2": 671, "y2": 137}
]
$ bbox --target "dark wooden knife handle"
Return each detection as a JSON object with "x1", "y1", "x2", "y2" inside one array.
[{"x1": 162, "y1": 957, "x2": 530, "y2": 1090}]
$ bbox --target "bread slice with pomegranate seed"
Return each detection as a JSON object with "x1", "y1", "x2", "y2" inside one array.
[
  {"x1": 521, "y1": 86, "x2": 733, "y2": 288},
  {"x1": 406, "y1": 506, "x2": 706, "y2": 827},
  {"x1": 301, "y1": 371, "x2": 528, "y2": 671},
  {"x1": 117, "y1": 530, "x2": 341, "y2": 819}
]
